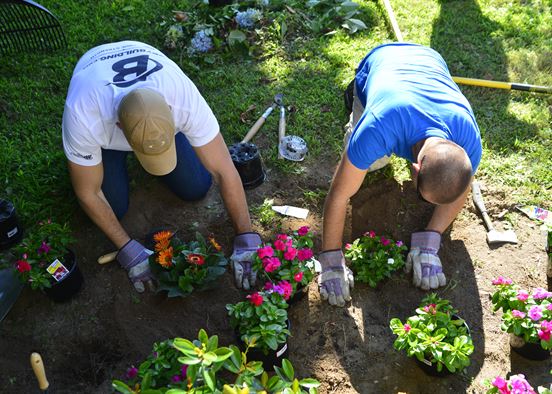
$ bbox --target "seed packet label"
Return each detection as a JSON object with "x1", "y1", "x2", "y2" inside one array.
[
  {"x1": 7, "y1": 227, "x2": 18, "y2": 238},
  {"x1": 47, "y1": 259, "x2": 70, "y2": 282},
  {"x1": 276, "y1": 343, "x2": 288, "y2": 358}
]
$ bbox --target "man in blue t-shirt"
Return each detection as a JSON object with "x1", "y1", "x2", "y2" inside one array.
[{"x1": 318, "y1": 43, "x2": 482, "y2": 306}]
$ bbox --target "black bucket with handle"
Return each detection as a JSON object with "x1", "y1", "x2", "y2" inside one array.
[{"x1": 0, "y1": 199, "x2": 23, "y2": 250}]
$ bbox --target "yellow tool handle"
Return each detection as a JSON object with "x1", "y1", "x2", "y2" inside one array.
[
  {"x1": 453, "y1": 76, "x2": 511, "y2": 90},
  {"x1": 30, "y1": 353, "x2": 49, "y2": 391},
  {"x1": 97, "y1": 251, "x2": 118, "y2": 264}
]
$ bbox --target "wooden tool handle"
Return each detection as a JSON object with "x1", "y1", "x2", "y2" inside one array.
[
  {"x1": 31, "y1": 353, "x2": 49, "y2": 391},
  {"x1": 278, "y1": 106, "x2": 286, "y2": 159},
  {"x1": 471, "y1": 182, "x2": 494, "y2": 231},
  {"x1": 241, "y1": 116, "x2": 266, "y2": 143},
  {"x1": 98, "y1": 251, "x2": 118, "y2": 264}
]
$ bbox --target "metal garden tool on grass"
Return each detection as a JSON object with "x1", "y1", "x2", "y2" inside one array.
[
  {"x1": 472, "y1": 182, "x2": 518, "y2": 245},
  {"x1": 31, "y1": 352, "x2": 49, "y2": 393},
  {"x1": 240, "y1": 94, "x2": 283, "y2": 144},
  {"x1": 276, "y1": 99, "x2": 308, "y2": 162}
]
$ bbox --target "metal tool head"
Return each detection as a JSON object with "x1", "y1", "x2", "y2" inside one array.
[
  {"x1": 279, "y1": 135, "x2": 308, "y2": 161},
  {"x1": 486, "y1": 229, "x2": 518, "y2": 245},
  {"x1": 273, "y1": 93, "x2": 283, "y2": 106}
]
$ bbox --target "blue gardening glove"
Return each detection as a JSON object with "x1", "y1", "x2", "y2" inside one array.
[
  {"x1": 405, "y1": 231, "x2": 447, "y2": 290},
  {"x1": 117, "y1": 239, "x2": 155, "y2": 293},
  {"x1": 317, "y1": 250, "x2": 354, "y2": 307},
  {"x1": 231, "y1": 232, "x2": 262, "y2": 290}
]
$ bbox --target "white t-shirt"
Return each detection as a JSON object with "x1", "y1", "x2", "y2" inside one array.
[{"x1": 62, "y1": 41, "x2": 219, "y2": 166}]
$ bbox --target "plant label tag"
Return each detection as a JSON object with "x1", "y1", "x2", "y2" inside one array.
[
  {"x1": 47, "y1": 259, "x2": 70, "y2": 282},
  {"x1": 6, "y1": 227, "x2": 18, "y2": 238},
  {"x1": 272, "y1": 205, "x2": 309, "y2": 219},
  {"x1": 420, "y1": 358, "x2": 432, "y2": 366},
  {"x1": 276, "y1": 343, "x2": 288, "y2": 358}
]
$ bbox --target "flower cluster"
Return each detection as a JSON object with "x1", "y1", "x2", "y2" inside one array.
[
  {"x1": 390, "y1": 294, "x2": 474, "y2": 374},
  {"x1": 485, "y1": 374, "x2": 537, "y2": 394},
  {"x1": 344, "y1": 231, "x2": 407, "y2": 287},
  {"x1": 235, "y1": 8, "x2": 262, "y2": 29},
  {"x1": 190, "y1": 30, "x2": 213, "y2": 53},
  {"x1": 491, "y1": 278, "x2": 552, "y2": 349},
  {"x1": 252, "y1": 226, "x2": 315, "y2": 301},
  {"x1": 1, "y1": 219, "x2": 74, "y2": 290},
  {"x1": 148, "y1": 231, "x2": 227, "y2": 297}
]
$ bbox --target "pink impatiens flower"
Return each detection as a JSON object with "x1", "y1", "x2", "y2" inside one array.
[
  {"x1": 516, "y1": 290, "x2": 529, "y2": 301},
  {"x1": 37, "y1": 241, "x2": 51, "y2": 255},
  {"x1": 509, "y1": 374, "x2": 535, "y2": 394},
  {"x1": 297, "y1": 226, "x2": 309, "y2": 236},
  {"x1": 257, "y1": 245, "x2": 274, "y2": 259},
  {"x1": 423, "y1": 303, "x2": 437, "y2": 315},
  {"x1": 380, "y1": 237, "x2": 391, "y2": 246},
  {"x1": 403, "y1": 324, "x2": 411, "y2": 333},
  {"x1": 276, "y1": 234, "x2": 288, "y2": 241},
  {"x1": 274, "y1": 239, "x2": 286, "y2": 251},
  {"x1": 15, "y1": 260, "x2": 31, "y2": 273},
  {"x1": 396, "y1": 240, "x2": 404, "y2": 247},
  {"x1": 263, "y1": 257, "x2": 281, "y2": 273},
  {"x1": 512, "y1": 310, "x2": 526, "y2": 319},
  {"x1": 528, "y1": 305, "x2": 543, "y2": 321},
  {"x1": 264, "y1": 281, "x2": 273, "y2": 291},
  {"x1": 538, "y1": 320, "x2": 552, "y2": 342},
  {"x1": 284, "y1": 247, "x2": 297, "y2": 261},
  {"x1": 492, "y1": 276, "x2": 513, "y2": 285},
  {"x1": 492, "y1": 376, "x2": 509, "y2": 393},
  {"x1": 247, "y1": 292, "x2": 263, "y2": 306},
  {"x1": 297, "y1": 248, "x2": 313, "y2": 261},
  {"x1": 345, "y1": 243, "x2": 352, "y2": 250},
  {"x1": 126, "y1": 366, "x2": 138, "y2": 380},
  {"x1": 533, "y1": 287, "x2": 552, "y2": 300},
  {"x1": 279, "y1": 280, "x2": 293, "y2": 300},
  {"x1": 294, "y1": 272, "x2": 303, "y2": 282}
]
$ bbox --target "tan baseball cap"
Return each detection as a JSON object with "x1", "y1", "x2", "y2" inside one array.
[{"x1": 118, "y1": 88, "x2": 176, "y2": 176}]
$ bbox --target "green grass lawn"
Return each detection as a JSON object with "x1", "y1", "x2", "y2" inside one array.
[{"x1": 0, "y1": 0, "x2": 550, "y2": 231}]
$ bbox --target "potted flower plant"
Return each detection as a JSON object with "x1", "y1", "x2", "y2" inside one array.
[
  {"x1": 0, "y1": 219, "x2": 82, "y2": 302},
  {"x1": 252, "y1": 226, "x2": 316, "y2": 304},
  {"x1": 490, "y1": 276, "x2": 552, "y2": 360},
  {"x1": 226, "y1": 290, "x2": 290, "y2": 370},
  {"x1": 112, "y1": 329, "x2": 320, "y2": 393},
  {"x1": 344, "y1": 230, "x2": 407, "y2": 287},
  {"x1": 389, "y1": 294, "x2": 474, "y2": 376},
  {"x1": 148, "y1": 231, "x2": 228, "y2": 298}
]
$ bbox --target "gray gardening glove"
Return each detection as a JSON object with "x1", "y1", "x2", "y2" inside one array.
[
  {"x1": 405, "y1": 231, "x2": 447, "y2": 290},
  {"x1": 317, "y1": 250, "x2": 354, "y2": 307},
  {"x1": 117, "y1": 239, "x2": 155, "y2": 293},
  {"x1": 230, "y1": 232, "x2": 262, "y2": 290}
]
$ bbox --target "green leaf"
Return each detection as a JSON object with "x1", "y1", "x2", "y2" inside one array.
[
  {"x1": 198, "y1": 328, "x2": 208, "y2": 344},
  {"x1": 281, "y1": 358, "x2": 295, "y2": 380},
  {"x1": 203, "y1": 368, "x2": 216, "y2": 391},
  {"x1": 111, "y1": 381, "x2": 134, "y2": 394},
  {"x1": 227, "y1": 30, "x2": 247, "y2": 46},
  {"x1": 299, "y1": 378, "x2": 321, "y2": 388}
]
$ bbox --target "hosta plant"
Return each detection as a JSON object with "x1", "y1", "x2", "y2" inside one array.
[
  {"x1": 389, "y1": 294, "x2": 474, "y2": 373},
  {"x1": 148, "y1": 231, "x2": 227, "y2": 297},
  {"x1": 344, "y1": 231, "x2": 407, "y2": 287}
]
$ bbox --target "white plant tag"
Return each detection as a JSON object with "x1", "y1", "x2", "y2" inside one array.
[
  {"x1": 272, "y1": 205, "x2": 309, "y2": 219},
  {"x1": 7, "y1": 227, "x2": 18, "y2": 238},
  {"x1": 47, "y1": 259, "x2": 70, "y2": 282},
  {"x1": 276, "y1": 343, "x2": 288, "y2": 358}
]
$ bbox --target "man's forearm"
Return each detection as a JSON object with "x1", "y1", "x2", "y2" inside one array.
[
  {"x1": 216, "y1": 172, "x2": 252, "y2": 235},
  {"x1": 77, "y1": 192, "x2": 130, "y2": 248},
  {"x1": 426, "y1": 186, "x2": 471, "y2": 233},
  {"x1": 322, "y1": 189, "x2": 348, "y2": 251}
]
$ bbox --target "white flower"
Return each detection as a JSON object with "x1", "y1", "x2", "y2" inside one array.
[{"x1": 387, "y1": 258, "x2": 395, "y2": 265}]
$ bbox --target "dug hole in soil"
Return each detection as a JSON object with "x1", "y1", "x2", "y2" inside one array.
[{"x1": 0, "y1": 157, "x2": 550, "y2": 393}]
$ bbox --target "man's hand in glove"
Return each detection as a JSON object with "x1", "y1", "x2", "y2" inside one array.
[
  {"x1": 317, "y1": 249, "x2": 354, "y2": 307},
  {"x1": 230, "y1": 232, "x2": 262, "y2": 290},
  {"x1": 405, "y1": 231, "x2": 447, "y2": 290},
  {"x1": 117, "y1": 239, "x2": 155, "y2": 293}
]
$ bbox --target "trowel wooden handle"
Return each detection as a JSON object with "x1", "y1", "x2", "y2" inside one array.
[
  {"x1": 31, "y1": 353, "x2": 49, "y2": 391},
  {"x1": 471, "y1": 182, "x2": 494, "y2": 230},
  {"x1": 98, "y1": 251, "x2": 118, "y2": 264},
  {"x1": 241, "y1": 105, "x2": 275, "y2": 143},
  {"x1": 278, "y1": 106, "x2": 286, "y2": 159}
]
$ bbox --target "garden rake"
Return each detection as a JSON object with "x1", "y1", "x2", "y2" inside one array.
[{"x1": 0, "y1": 0, "x2": 67, "y2": 55}]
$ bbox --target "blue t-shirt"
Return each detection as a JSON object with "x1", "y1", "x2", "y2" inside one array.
[{"x1": 347, "y1": 43, "x2": 482, "y2": 174}]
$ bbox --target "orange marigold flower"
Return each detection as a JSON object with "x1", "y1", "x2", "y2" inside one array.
[
  {"x1": 157, "y1": 247, "x2": 173, "y2": 268},
  {"x1": 208, "y1": 235, "x2": 222, "y2": 252},
  {"x1": 154, "y1": 230, "x2": 173, "y2": 243},
  {"x1": 187, "y1": 253, "x2": 205, "y2": 265}
]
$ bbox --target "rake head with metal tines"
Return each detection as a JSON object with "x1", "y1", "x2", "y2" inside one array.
[{"x1": 0, "y1": 0, "x2": 67, "y2": 55}]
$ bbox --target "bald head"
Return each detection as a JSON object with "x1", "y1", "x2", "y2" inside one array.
[{"x1": 417, "y1": 140, "x2": 472, "y2": 204}]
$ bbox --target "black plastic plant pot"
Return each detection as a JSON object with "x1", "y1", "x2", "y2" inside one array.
[
  {"x1": 510, "y1": 333, "x2": 551, "y2": 361},
  {"x1": 209, "y1": 0, "x2": 233, "y2": 6},
  {"x1": 229, "y1": 142, "x2": 266, "y2": 189},
  {"x1": 43, "y1": 250, "x2": 84, "y2": 302},
  {"x1": 0, "y1": 199, "x2": 23, "y2": 250},
  {"x1": 236, "y1": 320, "x2": 290, "y2": 371},
  {"x1": 415, "y1": 314, "x2": 470, "y2": 377},
  {"x1": 288, "y1": 285, "x2": 308, "y2": 306}
]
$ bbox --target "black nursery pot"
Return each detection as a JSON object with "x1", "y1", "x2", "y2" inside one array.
[
  {"x1": 415, "y1": 314, "x2": 470, "y2": 377},
  {"x1": 0, "y1": 199, "x2": 23, "y2": 250},
  {"x1": 236, "y1": 320, "x2": 290, "y2": 371},
  {"x1": 229, "y1": 142, "x2": 266, "y2": 189},
  {"x1": 510, "y1": 333, "x2": 551, "y2": 361},
  {"x1": 288, "y1": 285, "x2": 308, "y2": 306},
  {"x1": 208, "y1": 0, "x2": 233, "y2": 6},
  {"x1": 43, "y1": 250, "x2": 84, "y2": 302}
]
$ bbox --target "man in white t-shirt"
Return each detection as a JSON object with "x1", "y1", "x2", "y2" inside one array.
[{"x1": 63, "y1": 41, "x2": 261, "y2": 292}]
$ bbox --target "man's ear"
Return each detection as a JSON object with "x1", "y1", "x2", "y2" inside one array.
[
  {"x1": 116, "y1": 121, "x2": 122, "y2": 130},
  {"x1": 412, "y1": 162, "x2": 421, "y2": 175}
]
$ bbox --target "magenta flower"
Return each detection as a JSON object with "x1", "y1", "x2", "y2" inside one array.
[
  {"x1": 516, "y1": 290, "x2": 529, "y2": 301},
  {"x1": 264, "y1": 281, "x2": 273, "y2": 291},
  {"x1": 380, "y1": 236, "x2": 391, "y2": 246},
  {"x1": 492, "y1": 276, "x2": 513, "y2": 285},
  {"x1": 263, "y1": 257, "x2": 281, "y2": 273},
  {"x1": 533, "y1": 287, "x2": 552, "y2": 300},
  {"x1": 396, "y1": 240, "x2": 403, "y2": 247},
  {"x1": 274, "y1": 239, "x2": 286, "y2": 251},
  {"x1": 423, "y1": 303, "x2": 437, "y2": 315},
  {"x1": 548, "y1": 304, "x2": 552, "y2": 311},
  {"x1": 171, "y1": 375, "x2": 182, "y2": 383},
  {"x1": 181, "y1": 364, "x2": 188, "y2": 377},
  {"x1": 512, "y1": 310, "x2": 526, "y2": 319},
  {"x1": 492, "y1": 376, "x2": 508, "y2": 391},
  {"x1": 528, "y1": 305, "x2": 543, "y2": 321},
  {"x1": 297, "y1": 226, "x2": 309, "y2": 236},
  {"x1": 294, "y1": 272, "x2": 303, "y2": 282},
  {"x1": 284, "y1": 247, "x2": 297, "y2": 261},
  {"x1": 368, "y1": 231, "x2": 376, "y2": 238},
  {"x1": 257, "y1": 245, "x2": 274, "y2": 259},
  {"x1": 279, "y1": 280, "x2": 293, "y2": 300},
  {"x1": 345, "y1": 243, "x2": 352, "y2": 250},
  {"x1": 276, "y1": 234, "x2": 288, "y2": 241},
  {"x1": 247, "y1": 292, "x2": 263, "y2": 306},
  {"x1": 125, "y1": 366, "x2": 138, "y2": 380},
  {"x1": 538, "y1": 328, "x2": 551, "y2": 342},
  {"x1": 37, "y1": 241, "x2": 51, "y2": 255},
  {"x1": 297, "y1": 248, "x2": 313, "y2": 261},
  {"x1": 403, "y1": 324, "x2": 411, "y2": 333},
  {"x1": 509, "y1": 374, "x2": 535, "y2": 393}
]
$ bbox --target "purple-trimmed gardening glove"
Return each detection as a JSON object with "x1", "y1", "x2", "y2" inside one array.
[
  {"x1": 230, "y1": 232, "x2": 262, "y2": 290},
  {"x1": 317, "y1": 250, "x2": 354, "y2": 307},
  {"x1": 405, "y1": 231, "x2": 447, "y2": 290},
  {"x1": 117, "y1": 239, "x2": 155, "y2": 293}
]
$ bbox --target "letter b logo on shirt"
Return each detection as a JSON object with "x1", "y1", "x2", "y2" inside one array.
[{"x1": 111, "y1": 55, "x2": 163, "y2": 88}]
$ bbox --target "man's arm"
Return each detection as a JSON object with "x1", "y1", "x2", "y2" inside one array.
[
  {"x1": 67, "y1": 161, "x2": 130, "y2": 248},
  {"x1": 322, "y1": 152, "x2": 368, "y2": 250},
  {"x1": 425, "y1": 177, "x2": 473, "y2": 233},
  {"x1": 193, "y1": 133, "x2": 252, "y2": 234}
]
